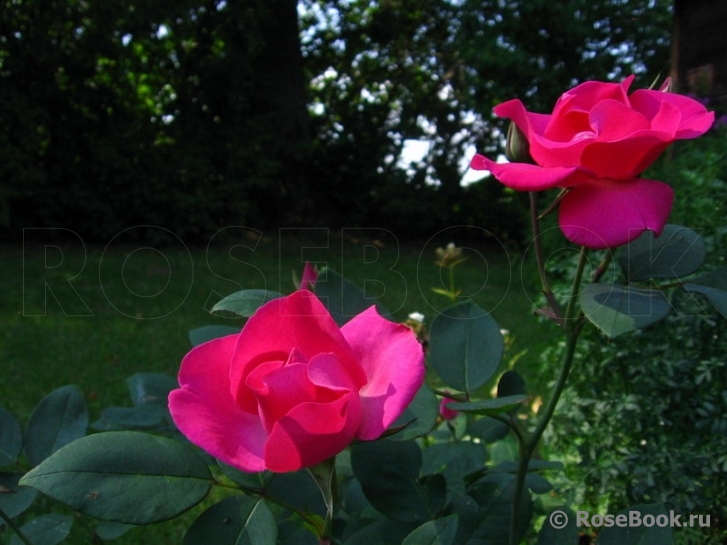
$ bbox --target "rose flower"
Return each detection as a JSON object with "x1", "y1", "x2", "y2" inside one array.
[
  {"x1": 471, "y1": 76, "x2": 714, "y2": 249},
  {"x1": 169, "y1": 290, "x2": 425, "y2": 473}
]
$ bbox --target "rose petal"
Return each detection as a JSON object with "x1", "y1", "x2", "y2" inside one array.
[
  {"x1": 248, "y1": 362, "x2": 339, "y2": 433},
  {"x1": 470, "y1": 154, "x2": 591, "y2": 191},
  {"x1": 589, "y1": 99, "x2": 651, "y2": 140},
  {"x1": 558, "y1": 178, "x2": 674, "y2": 249},
  {"x1": 168, "y1": 335, "x2": 267, "y2": 473},
  {"x1": 264, "y1": 394, "x2": 360, "y2": 472},
  {"x1": 494, "y1": 99, "x2": 551, "y2": 137},
  {"x1": 630, "y1": 89, "x2": 715, "y2": 138},
  {"x1": 580, "y1": 135, "x2": 671, "y2": 179},
  {"x1": 340, "y1": 306, "x2": 425, "y2": 440},
  {"x1": 230, "y1": 291, "x2": 367, "y2": 409}
]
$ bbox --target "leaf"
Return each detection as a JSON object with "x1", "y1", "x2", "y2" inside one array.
[
  {"x1": 402, "y1": 515, "x2": 458, "y2": 545},
  {"x1": 580, "y1": 284, "x2": 671, "y2": 338},
  {"x1": 184, "y1": 496, "x2": 278, "y2": 545},
  {"x1": 314, "y1": 267, "x2": 388, "y2": 325},
  {"x1": 265, "y1": 470, "x2": 326, "y2": 518},
  {"x1": 91, "y1": 405, "x2": 170, "y2": 431},
  {"x1": 344, "y1": 518, "x2": 416, "y2": 545},
  {"x1": 0, "y1": 408, "x2": 22, "y2": 467},
  {"x1": 217, "y1": 462, "x2": 271, "y2": 490},
  {"x1": 126, "y1": 373, "x2": 179, "y2": 406},
  {"x1": 461, "y1": 472, "x2": 531, "y2": 544},
  {"x1": 389, "y1": 384, "x2": 440, "y2": 440},
  {"x1": 497, "y1": 370, "x2": 526, "y2": 398},
  {"x1": 24, "y1": 385, "x2": 89, "y2": 467},
  {"x1": 95, "y1": 521, "x2": 134, "y2": 540},
  {"x1": 684, "y1": 266, "x2": 727, "y2": 319},
  {"x1": 421, "y1": 442, "x2": 487, "y2": 496},
  {"x1": 536, "y1": 508, "x2": 578, "y2": 545},
  {"x1": 467, "y1": 418, "x2": 509, "y2": 445},
  {"x1": 446, "y1": 395, "x2": 527, "y2": 416},
  {"x1": 211, "y1": 289, "x2": 284, "y2": 317},
  {"x1": 0, "y1": 473, "x2": 38, "y2": 520},
  {"x1": 619, "y1": 224, "x2": 705, "y2": 282},
  {"x1": 597, "y1": 503, "x2": 674, "y2": 545},
  {"x1": 19, "y1": 431, "x2": 212, "y2": 524},
  {"x1": 351, "y1": 440, "x2": 445, "y2": 524},
  {"x1": 188, "y1": 325, "x2": 240, "y2": 347},
  {"x1": 428, "y1": 300, "x2": 504, "y2": 393},
  {"x1": 9, "y1": 514, "x2": 73, "y2": 545}
]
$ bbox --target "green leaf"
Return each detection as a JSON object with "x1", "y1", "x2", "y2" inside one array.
[
  {"x1": 597, "y1": 503, "x2": 674, "y2": 545},
  {"x1": 344, "y1": 518, "x2": 416, "y2": 545},
  {"x1": 24, "y1": 385, "x2": 89, "y2": 466},
  {"x1": 467, "y1": 418, "x2": 509, "y2": 445},
  {"x1": 95, "y1": 521, "x2": 134, "y2": 540},
  {"x1": 184, "y1": 496, "x2": 278, "y2": 545},
  {"x1": 217, "y1": 462, "x2": 271, "y2": 490},
  {"x1": 536, "y1": 507, "x2": 578, "y2": 545},
  {"x1": 428, "y1": 300, "x2": 504, "y2": 393},
  {"x1": 265, "y1": 470, "x2": 326, "y2": 518},
  {"x1": 497, "y1": 370, "x2": 526, "y2": 398},
  {"x1": 0, "y1": 473, "x2": 38, "y2": 520},
  {"x1": 0, "y1": 408, "x2": 22, "y2": 467},
  {"x1": 619, "y1": 224, "x2": 705, "y2": 282},
  {"x1": 684, "y1": 266, "x2": 727, "y2": 319},
  {"x1": 446, "y1": 395, "x2": 527, "y2": 416},
  {"x1": 91, "y1": 405, "x2": 170, "y2": 431},
  {"x1": 351, "y1": 440, "x2": 445, "y2": 524},
  {"x1": 126, "y1": 373, "x2": 179, "y2": 406},
  {"x1": 421, "y1": 442, "x2": 487, "y2": 496},
  {"x1": 19, "y1": 431, "x2": 212, "y2": 524},
  {"x1": 314, "y1": 268, "x2": 389, "y2": 325},
  {"x1": 211, "y1": 289, "x2": 284, "y2": 317},
  {"x1": 402, "y1": 514, "x2": 458, "y2": 545},
  {"x1": 389, "y1": 384, "x2": 439, "y2": 440},
  {"x1": 462, "y1": 472, "x2": 532, "y2": 544},
  {"x1": 580, "y1": 284, "x2": 671, "y2": 338},
  {"x1": 9, "y1": 514, "x2": 73, "y2": 545},
  {"x1": 188, "y1": 325, "x2": 240, "y2": 347}
]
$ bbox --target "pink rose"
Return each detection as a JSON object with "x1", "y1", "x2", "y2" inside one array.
[
  {"x1": 471, "y1": 76, "x2": 714, "y2": 248},
  {"x1": 439, "y1": 393, "x2": 458, "y2": 421},
  {"x1": 168, "y1": 290, "x2": 425, "y2": 473}
]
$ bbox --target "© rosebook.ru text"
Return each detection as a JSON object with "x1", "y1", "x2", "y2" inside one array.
[{"x1": 577, "y1": 510, "x2": 710, "y2": 528}]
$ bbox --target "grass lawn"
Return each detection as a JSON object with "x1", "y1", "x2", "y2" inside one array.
[{"x1": 1, "y1": 229, "x2": 558, "y2": 543}]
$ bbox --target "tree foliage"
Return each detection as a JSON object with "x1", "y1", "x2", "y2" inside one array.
[{"x1": 0, "y1": 0, "x2": 672, "y2": 241}]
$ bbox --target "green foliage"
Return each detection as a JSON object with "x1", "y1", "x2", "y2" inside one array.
[
  {"x1": 428, "y1": 300, "x2": 504, "y2": 394},
  {"x1": 20, "y1": 432, "x2": 213, "y2": 524},
  {"x1": 543, "y1": 290, "x2": 727, "y2": 544}
]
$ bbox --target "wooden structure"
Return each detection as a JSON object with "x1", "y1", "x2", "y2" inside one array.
[{"x1": 672, "y1": 0, "x2": 727, "y2": 107}]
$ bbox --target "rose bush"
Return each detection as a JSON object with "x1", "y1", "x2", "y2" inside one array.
[
  {"x1": 471, "y1": 75, "x2": 714, "y2": 248},
  {"x1": 168, "y1": 290, "x2": 424, "y2": 473}
]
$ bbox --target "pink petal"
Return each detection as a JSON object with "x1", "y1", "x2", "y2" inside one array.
[
  {"x1": 264, "y1": 394, "x2": 361, "y2": 472},
  {"x1": 589, "y1": 100, "x2": 651, "y2": 140},
  {"x1": 230, "y1": 291, "x2": 367, "y2": 408},
  {"x1": 630, "y1": 89, "x2": 715, "y2": 138},
  {"x1": 558, "y1": 178, "x2": 674, "y2": 249},
  {"x1": 494, "y1": 99, "x2": 551, "y2": 137},
  {"x1": 579, "y1": 135, "x2": 671, "y2": 179},
  {"x1": 340, "y1": 306, "x2": 425, "y2": 440},
  {"x1": 470, "y1": 154, "x2": 590, "y2": 191},
  {"x1": 550, "y1": 77, "x2": 633, "y2": 121},
  {"x1": 168, "y1": 335, "x2": 267, "y2": 473}
]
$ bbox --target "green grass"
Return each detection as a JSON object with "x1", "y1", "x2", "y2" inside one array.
[{"x1": 1, "y1": 231, "x2": 557, "y2": 543}]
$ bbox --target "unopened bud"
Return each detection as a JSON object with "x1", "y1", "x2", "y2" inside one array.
[{"x1": 505, "y1": 121, "x2": 533, "y2": 163}]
